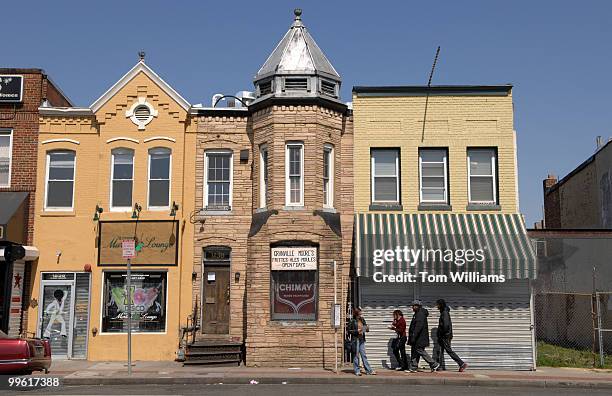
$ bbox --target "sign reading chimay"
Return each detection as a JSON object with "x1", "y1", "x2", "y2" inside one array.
[{"x1": 0, "y1": 75, "x2": 24, "y2": 103}]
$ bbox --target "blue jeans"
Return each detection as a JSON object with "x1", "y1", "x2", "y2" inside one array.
[{"x1": 353, "y1": 339, "x2": 373, "y2": 374}]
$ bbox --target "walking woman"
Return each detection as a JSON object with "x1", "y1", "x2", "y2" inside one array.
[
  {"x1": 348, "y1": 306, "x2": 377, "y2": 376},
  {"x1": 388, "y1": 309, "x2": 408, "y2": 371}
]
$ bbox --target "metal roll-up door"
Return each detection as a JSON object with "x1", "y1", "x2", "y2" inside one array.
[
  {"x1": 360, "y1": 279, "x2": 534, "y2": 370},
  {"x1": 359, "y1": 279, "x2": 415, "y2": 369}
]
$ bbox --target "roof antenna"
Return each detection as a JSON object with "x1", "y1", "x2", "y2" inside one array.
[
  {"x1": 138, "y1": 50, "x2": 146, "y2": 62},
  {"x1": 421, "y1": 46, "x2": 440, "y2": 142}
]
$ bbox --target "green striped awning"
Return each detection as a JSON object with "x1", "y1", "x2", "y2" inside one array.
[{"x1": 354, "y1": 213, "x2": 537, "y2": 279}]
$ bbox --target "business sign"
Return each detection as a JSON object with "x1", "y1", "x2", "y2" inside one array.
[
  {"x1": 42, "y1": 272, "x2": 75, "y2": 281},
  {"x1": 0, "y1": 75, "x2": 24, "y2": 103},
  {"x1": 98, "y1": 221, "x2": 179, "y2": 266},
  {"x1": 271, "y1": 247, "x2": 317, "y2": 270}
]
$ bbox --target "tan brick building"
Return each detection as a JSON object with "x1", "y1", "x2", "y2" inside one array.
[
  {"x1": 189, "y1": 10, "x2": 353, "y2": 368},
  {"x1": 351, "y1": 85, "x2": 538, "y2": 370}
]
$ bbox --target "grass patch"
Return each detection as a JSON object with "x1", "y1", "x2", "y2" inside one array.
[{"x1": 537, "y1": 341, "x2": 612, "y2": 369}]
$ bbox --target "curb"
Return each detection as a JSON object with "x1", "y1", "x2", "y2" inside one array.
[{"x1": 61, "y1": 375, "x2": 612, "y2": 389}]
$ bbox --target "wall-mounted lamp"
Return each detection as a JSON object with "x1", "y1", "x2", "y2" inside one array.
[
  {"x1": 131, "y1": 203, "x2": 142, "y2": 219},
  {"x1": 235, "y1": 272, "x2": 240, "y2": 283},
  {"x1": 169, "y1": 201, "x2": 179, "y2": 217},
  {"x1": 93, "y1": 205, "x2": 104, "y2": 221}
]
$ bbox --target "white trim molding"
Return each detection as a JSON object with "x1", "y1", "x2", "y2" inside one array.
[
  {"x1": 144, "y1": 136, "x2": 176, "y2": 143},
  {"x1": 41, "y1": 138, "x2": 80, "y2": 145},
  {"x1": 90, "y1": 61, "x2": 191, "y2": 113},
  {"x1": 106, "y1": 137, "x2": 139, "y2": 144},
  {"x1": 125, "y1": 97, "x2": 158, "y2": 131}
]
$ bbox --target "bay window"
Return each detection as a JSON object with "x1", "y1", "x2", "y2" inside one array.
[
  {"x1": 259, "y1": 145, "x2": 268, "y2": 208},
  {"x1": 285, "y1": 143, "x2": 304, "y2": 206}
]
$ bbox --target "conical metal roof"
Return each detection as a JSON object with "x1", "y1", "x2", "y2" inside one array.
[{"x1": 254, "y1": 9, "x2": 340, "y2": 81}]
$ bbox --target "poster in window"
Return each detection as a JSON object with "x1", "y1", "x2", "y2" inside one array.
[
  {"x1": 102, "y1": 272, "x2": 166, "y2": 333},
  {"x1": 271, "y1": 271, "x2": 316, "y2": 320}
]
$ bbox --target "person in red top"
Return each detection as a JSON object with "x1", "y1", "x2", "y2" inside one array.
[{"x1": 389, "y1": 309, "x2": 409, "y2": 370}]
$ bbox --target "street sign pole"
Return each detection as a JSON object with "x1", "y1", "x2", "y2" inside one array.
[
  {"x1": 122, "y1": 239, "x2": 136, "y2": 376},
  {"x1": 127, "y1": 256, "x2": 132, "y2": 376}
]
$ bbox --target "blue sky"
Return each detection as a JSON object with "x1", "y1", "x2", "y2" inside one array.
[{"x1": 4, "y1": 1, "x2": 611, "y2": 225}]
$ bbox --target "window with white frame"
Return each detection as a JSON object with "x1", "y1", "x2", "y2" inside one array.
[
  {"x1": 45, "y1": 150, "x2": 76, "y2": 209},
  {"x1": 148, "y1": 147, "x2": 171, "y2": 209},
  {"x1": 0, "y1": 129, "x2": 12, "y2": 187},
  {"x1": 205, "y1": 151, "x2": 232, "y2": 210},
  {"x1": 371, "y1": 149, "x2": 400, "y2": 203},
  {"x1": 323, "y1": 144, "x2": 334, "y2": 208},
  {"x1": 419, "y1": 148, "x2": 448, "y2": 203},
  {"x1": 285, "y1": 143, "x2": 304, "y2": 206},
  {"x1": 259, "y1": 145, "x2": 268, "y2": 208},
  {"x1": 467, "y1": 148, "x2": 497, "y2": 204},
  {"x1": 111, "y1": 148, "x2": 134, "y2": 210}
]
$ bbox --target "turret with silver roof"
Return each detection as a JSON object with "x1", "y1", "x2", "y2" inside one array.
[{"x1": 252, "y1": 9, "x2": 342, "y2": 103}]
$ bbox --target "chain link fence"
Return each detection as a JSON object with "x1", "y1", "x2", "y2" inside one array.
[{"x1": 534, "y1": 292, "x2": 612, "y2": 368}]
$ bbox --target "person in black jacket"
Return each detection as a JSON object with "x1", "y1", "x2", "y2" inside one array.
[
  {"x1": 407, "y1": 300, "x2": 440, "y2": 373},
  {"x1": 435, "y1": 299, "x2": 468, "y2": 372}
]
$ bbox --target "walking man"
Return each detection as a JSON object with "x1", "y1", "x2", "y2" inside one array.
[
  {"x1": 407, "y1": 300, "x2": 440, "y2": 373},
  {"x1": 388, "y1": 309, "x2": 408, "y2": 370},
  {"x1": 435, "y1": 299, "x2": 468, "y2": 372},
  {"x1": 348, "y1": 306, "x2": 376, "y2": 376}
]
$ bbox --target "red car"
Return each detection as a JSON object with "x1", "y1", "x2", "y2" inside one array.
[{"x1": 0, "y1": 330, "x2": 51, "y2": 374}]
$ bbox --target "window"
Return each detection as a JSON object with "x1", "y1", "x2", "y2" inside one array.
[
  {"x1": 258, "y1": 80, "x2": 272, "y2": 96},
  {"x1": 419, "y1": 148, "x2": 448, "y2": 203},
  {"x1": 101, "y1": 272, "x2": 166, "y2": 333},
  {"x1": 0, "y1": 130, "x2": 12, "y2": 187},
  {"x1": 148, "y1": 148, "x2": 171, "y2": 209},
  {"x1": 323, "y1": 145, "x2": 334, "y2": 208},
  {"x1": 467, "y1": 148, "x2": 497, "y2": 203},
  {"x1": 270, "y1": 246, "x2": 317, "y2": 321},
  {"x1": 321, "y1": 80, "x2": 337, "y2": 97},
  {"x1": 284, "y1": 78, "x2": 309, "y2": 91},
  {"x1": 285, "y1": 143, "x2": 304, "y2": 206},
  {"x1": 259, "y1": 145, "x2": 268, "y2": 208},
  {"x1": 111, "y1": 148, "x2": 134, "y2": 210},
  {"x1": 45, "y1": 150, "x2": 76, "y2": 210},
  {"x1": 371, "y1": 149, "x2": 400, "y2": 203},
  {"x1": 205, "y1": 151, "x2": 232, "y2": 210}
]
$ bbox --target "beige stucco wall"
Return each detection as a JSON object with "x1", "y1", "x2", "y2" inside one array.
[
  {"x1": 28, "y1": 70, "x2": 196, "y2": 361},
  {"x1": 352, "y1": 91, "x2": 518, "y2": 213}
]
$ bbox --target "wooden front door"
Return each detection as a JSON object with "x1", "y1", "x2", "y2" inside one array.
[{"x1": 202, "y1": 266, "x2": 230, "y2": 334}]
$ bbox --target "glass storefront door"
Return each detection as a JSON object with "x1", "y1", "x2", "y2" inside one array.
[{"x1": 38, "y1": 279, "x2": 75, "y2": 359}]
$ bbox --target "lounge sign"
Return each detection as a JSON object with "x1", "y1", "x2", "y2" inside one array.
[
  {"x1": 271, "y1": 247, "x2": 317, "y2": 270},
  {"x1": 0, "y1": 75, "x2": 24, "y2": 103},
  {"x1": 98, "y1": 221, "x2": 179, "y2": 266}
]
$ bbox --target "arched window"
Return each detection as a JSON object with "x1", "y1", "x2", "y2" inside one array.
[
  {"x1": 110, "y1": 148, "x2": 134, "y2": 210},
  {"x1": 148, "y1": 147, "x2": 171, "y2": 209},
  {"x1": 45, "y1": 150, "x2": 76, "y2": 210}
]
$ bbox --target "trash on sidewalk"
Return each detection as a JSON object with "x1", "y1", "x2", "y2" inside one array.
[{"x1": 250, "y1": 379, "x2": 259, "y2": 385}]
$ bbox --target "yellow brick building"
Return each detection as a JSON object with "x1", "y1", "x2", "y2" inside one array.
[
  {"x1": 351, "y1": 85, "x2": 537, "y2": 371},
  {"x1": 27, "y1": 59, "x2": 197, "y2": 361}
]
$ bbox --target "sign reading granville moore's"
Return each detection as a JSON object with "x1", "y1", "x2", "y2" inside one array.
[
  {"x1": 98, "y1": 221, "x2": 178, "y2": 266},
  {"x1": 271, "y1": 247, "x2": 317, "y2": 270},
  {"x1": 0, "y1": 75, "x2": 24, "y2": 103}
]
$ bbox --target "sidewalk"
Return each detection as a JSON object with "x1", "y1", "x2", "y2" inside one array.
[{"x1": 44, "y1": 360, "x2": 612, "y2": 389}]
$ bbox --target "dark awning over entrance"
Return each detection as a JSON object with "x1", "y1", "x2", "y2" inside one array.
[{"x1": 355, "y1": 213, "x2": 537, "y2": 279}]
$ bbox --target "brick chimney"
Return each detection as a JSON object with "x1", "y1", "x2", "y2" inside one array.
[{"x1": 543, "y1": 174, "x2": 557, "y2": 192}]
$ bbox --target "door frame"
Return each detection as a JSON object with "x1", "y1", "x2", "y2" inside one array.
[{"x1": 37, "y1": 277, "x2": 76, "y2": 359}]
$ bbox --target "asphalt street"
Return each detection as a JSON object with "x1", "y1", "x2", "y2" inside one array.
[{"x1": 4, "y1": 383, "x2": 609, "y2": 395}]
